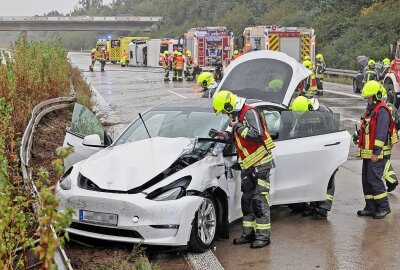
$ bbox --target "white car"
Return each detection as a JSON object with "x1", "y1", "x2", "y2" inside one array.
[{"x1": 56, "y1": 51, "x2": 350, "y2": 251}]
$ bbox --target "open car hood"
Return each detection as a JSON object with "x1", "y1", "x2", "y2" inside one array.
[
  {"x1": 79, "y1": 137, "x2": 193, "y2": 191},
  {"x1": 216, "y1": 51, "x2": 311, "y2": 106}
]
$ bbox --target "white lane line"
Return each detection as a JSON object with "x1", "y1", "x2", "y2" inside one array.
[
  {"x1": 167, "y1": 89, "x2": 188, "y2": 99},
  {"x1": 186, "y1": 250, "x2": 224, "y2": 270},
  {"x1": 136, "y1": 76, "x2": 147, "y2": 82},
  {"x1": 324, "y1": 89, "x2": 362, "y2": 99}
]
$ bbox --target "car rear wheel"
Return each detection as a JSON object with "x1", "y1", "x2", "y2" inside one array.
[
  {"x1": 385, "y1": 81, "x2": 399, "y2": 109},
  {"x1": 188, "y1": 197, "x2": 217, "y2": 252},
  {"x1": 353, "y1": 79, "x2": 361, "y2": 93}
]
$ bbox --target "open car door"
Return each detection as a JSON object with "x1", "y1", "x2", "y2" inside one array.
[{"x1": 64, "y1": 103, "x2": 111, "y2": 170}]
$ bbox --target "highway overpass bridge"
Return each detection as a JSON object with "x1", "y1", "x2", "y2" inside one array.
[{"x1": 0, "y1": 16, "x2": 162, "y2": 32}]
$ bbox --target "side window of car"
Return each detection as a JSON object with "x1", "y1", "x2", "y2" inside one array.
[
  {"x1": 279, "y1": 111, "x2": 340, "y2": 140},
  {"x1": 262, "y1": 109, "x2": 281, "y2": 139},
  {"x1": 69, "y1": 103, "x2": 105, "y2": 143}
]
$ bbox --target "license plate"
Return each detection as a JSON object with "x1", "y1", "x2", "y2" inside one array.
[{"x1": 79, "y1": 210, "x2": 118, "y2": 226}]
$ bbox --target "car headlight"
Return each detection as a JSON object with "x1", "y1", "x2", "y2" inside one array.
[
  {"x1": 146, "y1": 176, "x2": 191, "y2": 201},
  {"x1": 60, "y1": 167, "x2": 73, "y2": 190}
]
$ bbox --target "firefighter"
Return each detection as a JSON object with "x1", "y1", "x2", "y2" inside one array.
[
  {"x1": 302, "y1": 60, "x2": 317, "y2": 98},
  {"x1": 212, "y1": 90, "x2": 275, "y2": 248},
  {"x1": 89, "y1": 48, "x2": 96, "y2": 71},
  {"x1": 120, "y1": 50, "x2": 129, "y2": 67},
  {"x1": 291, "y1": 96, "x2": 336, "y2": 218},
  {"x1": 363, "y1": 59, "x2": 378, "y2": 85},
  {"x1": 379, "y1": 58, "x2": 391, "y2": 82},
  {"x1": 197, "y1": 72, "x2": 218, "y2": 98},
  {"x1": 356, "y1": 81, "x2": 398, "y2": 219},
  {"x1": 100, "y1": 48, "x2": 107, "y2": 72},
  {"x1": 185, "y1": 50, "x2": 193, "y2": 81},
  {"x1": 172, "y1": 50, "x2": 179, "y2": 81},
  {"x1": 304, "y1": 55, "x2": 311, "y2": 61},
  {"x1": 161, "y1": 50, "x2": 170, "y2": 81},
  {"x1": 232, "y1": 50, "x2": 240, "y2": 61},
  {"x1": 315, "y1": 54, "x2": 326, "y2": 96},
  {"x1": 174, "y1": 52, "x2": 185, "y2": 82}
]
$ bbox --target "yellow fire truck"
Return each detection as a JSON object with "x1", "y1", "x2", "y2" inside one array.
[
  {"x1": 242, "y1": 25, "x2": 316, "y2": 63},
  {"x1": 108, "y1": 36, "x2": 150, "y2": 63}
]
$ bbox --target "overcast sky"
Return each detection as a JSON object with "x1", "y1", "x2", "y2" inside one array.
[{"x1": 0, "y1": 0, "x2": 112, "y2": 16}]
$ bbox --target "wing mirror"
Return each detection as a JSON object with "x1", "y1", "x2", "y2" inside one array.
[{"x1": 82, "y1": 134, "x2": 107, "y2": 148}]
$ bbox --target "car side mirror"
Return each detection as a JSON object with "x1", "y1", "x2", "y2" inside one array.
[{"x1": 82, "y1": 134, "x2": 106, "y2": 148}]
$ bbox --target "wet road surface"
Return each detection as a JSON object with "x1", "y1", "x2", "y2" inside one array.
[{"x1": 68, "y1": 52, "x2": 400, "y2": 270}]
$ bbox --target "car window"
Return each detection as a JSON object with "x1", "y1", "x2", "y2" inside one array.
[
  {"x1": 69, "y1": 103, "x2": 104, "y2": 143},
  {"x1": 278, "y1": 111, "x2": 340, "y2": 140},
  {"x1": 262, "y1": 110, "x2": 281, "y2": 138},
  {"x1": 115, "y1": 110, "x2": 229, "y2": 145}
]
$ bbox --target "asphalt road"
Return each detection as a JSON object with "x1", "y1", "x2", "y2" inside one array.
[{"x1": 67, "y1": 52, "x2": 400, "y2": 270}]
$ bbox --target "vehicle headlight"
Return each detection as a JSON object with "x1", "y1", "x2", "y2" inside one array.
[
  {"x1": 146, "y1": 176, "x2": 191, "y2": 201},
  {"x1": 60, "y1": 167, "x2": 73, "y2": 190}
]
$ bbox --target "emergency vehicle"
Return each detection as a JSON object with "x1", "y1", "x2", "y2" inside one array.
[
  {"x1": 242, "y1": 25, "x2": 316, "y2": 63},
  {"x1": 95, "y1": 39, "x2": 110, "y2": 61},
  {"x1": 384, "y1": 39, "x2": 400, "y2": 108},
  {"x1": 107, "y1": 36, "x2": 149, "y2": 63},
  {"x1": 183, "y1": 27, "x2": 234, "y2": 78}
]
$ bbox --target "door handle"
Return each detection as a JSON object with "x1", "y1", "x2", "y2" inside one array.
[
  {"x1": 324, "y1": 142, "x2": 340, "y2": 147},
  {"x1": 67, "y1": 142, "x2": 74, "y2": 147}
]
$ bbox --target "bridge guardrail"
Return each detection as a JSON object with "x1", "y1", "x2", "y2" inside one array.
[
  {"x1": 0, "y1": 16, "x2": 162, "y2": 22},
  {"x1": 325, "y1": 68, "x2": 357, "y2": 77}
]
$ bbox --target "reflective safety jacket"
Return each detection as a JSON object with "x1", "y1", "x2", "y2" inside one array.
[
  {"x1": 357, "y1": 102, "x2": 398, "y2": 159},
  {"x1": 174, "y1": 55, "x2": 184, "y2": 70},
  {"x1": 186, "y1": 55, "x2": 193, "y2": 67},
  {"x1": 232, "y1": 54, "x2": 239, "y2": 60},
  {"x1": 316, "y1": 61, "x2": 326, "y2": 79},
  {"x1": 304, "y1": 72, "x2": 318, "y2": 97},
  {"x1": 161, "y1": 54, "x2": 169, "y2": 68},
  {"x1": 233, "y1": 105, "x2": 275, "y2": 169},
  {"x1": 101, "y1": 51, "x2": 107, "y2": 61},
  {"x1": 363, "y1": 68, "x2": 378, "y2": 83}
]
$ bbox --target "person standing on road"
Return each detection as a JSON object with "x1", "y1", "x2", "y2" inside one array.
[
  {"x1": 174, "y1": 52, "x2": 185, "y2": 82},
  {"x1": 212, "y1": 90, "x2": 275, "y2": 248},
  {"x1": 197, "y1": 72, "x2": 218, "y2": 98},
  {"x1": 185, "y1": 50, "x2": 194, "y2": 81},
  {"x1": 379, "y1": 58, "x2": 391, "y2": 82},
  {"x1": 100, "y1": 48, "x2": 107, "y2": 72},
  {"x1": 161, "y1": 50, "x2": 171, "y2": 82},
  {"x1": 232, "y1": 50, "x2": 240, "y2": 61},
  {"x1": 356, "y1": 80, "x2": 398, "y2": 219},
  {"x1": 302, "y1": 60, "x2": 318, "y2": 98},
  {"x1": 90, "y1": 48, "x2": 96, "y2": 71},
  {"x1": 172, "y1": 50, "x2": 179, "y2": 81},
  {"x1": 363, "y1": 60, "x2": 378, "y2": 85},
  {"x1": 315, "y1": 54, "x2": 326, "y2": 96},
  {"x1": 290, "y1": 96, "x2": 336, "y2": 218}
]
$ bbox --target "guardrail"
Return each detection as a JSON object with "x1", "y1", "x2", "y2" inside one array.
[
  {"x1": 0, "y1": 16, "x2": 163, "y2": 22},
  {"x1": 20, "y1": 96, "x2": 76, "y2": 270},
  {"x1": 325, "y1": 68, "x2": 357, "y2": 77}
]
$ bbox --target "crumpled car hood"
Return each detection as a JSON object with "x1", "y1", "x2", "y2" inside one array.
[{"x1": 79, "y1": 137, "x2": 193, "y2": 191}]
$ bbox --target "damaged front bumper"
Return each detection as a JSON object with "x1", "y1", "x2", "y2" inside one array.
[{"x1": 56, "y1": 187, "x2": 204, "y2": 246}]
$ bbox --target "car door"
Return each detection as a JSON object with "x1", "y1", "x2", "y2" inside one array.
[
  {"x1": 270, "y1": 110, "x2": 350, "y2": 205},
  {"x1": 63, "y1": 103, "x2": 107, "y2": 170}
]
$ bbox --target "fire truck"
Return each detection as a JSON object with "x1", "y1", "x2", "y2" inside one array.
[
  {"x1": 183, "y1": 27, "x2": 234, "y2": 78},
  {"x1": 242, "y1": 25, "x2": 316, "y2": 63},
  {"x1": 384, "y1": 39, "x2": 400, "y2": 108}
]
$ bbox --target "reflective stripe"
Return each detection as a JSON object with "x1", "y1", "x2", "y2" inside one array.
[
  {"x1": 364, "y1": 195, "x2": 374, "y2": 200},
  {"x1": 391, "y1": 133, "x2": 399, "y2": 144},
  {"x1": 258, "y1": 179, "x2": 270, "y2": 189},
  {"x1": 243, "y1": 220, "x2": 255, "y2": 228},
  {"x1": 357, "y1": 148, "x2": 384, "y2": 159},
  {"x1": 374, "y1": 192, "x2": 388, "y2": 200},
  {"x1": 326, "y1": 194, "x2": 334, "y2": 201},
  {"x1": 375, "y1": 140, "x2": 384, "y2": 147},
  {"x1": 240, "y1": 127, "x2": 249, "y2": 138},
  {"x1": 255, "y1": 223, "x2": 271, "y2": 230}
]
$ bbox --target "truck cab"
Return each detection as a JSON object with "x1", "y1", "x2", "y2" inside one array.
[{"x1": 384, "y1": 39, "x2": 400, "y2": 108}]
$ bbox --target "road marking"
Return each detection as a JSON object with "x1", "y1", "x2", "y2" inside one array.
[
  {"x1": 186, "y1": 250, "x2": 224, "y2": 270},
  {"x1": 341, "y1": 117, "x2": 360, "y2": 123},
  {"x1": 324, "y1": 89, "x2": 362, "y2": 99},
  {"x1": 167, "y1": 90, "x2": 188, "y2": 99},
  {"x1": 136, "y1": 76, "x2": 147, "y2": 82}
]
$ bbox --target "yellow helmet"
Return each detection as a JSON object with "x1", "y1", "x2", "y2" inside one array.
[
  {"x1": 174, "y1": 50, "x2": 179, "y2": 55},
  {"x1": 304, "y1": 56, "x2": 311, "y2": 61},
  {"x1": 291, "y1": 96, "x2": 313, "y2": 112},
  {"x1": 316, "y1": 54, "x2": 324, "y2": 61},
  {"x1": 368, "y1": 59, "x2": 375, "y2": 66},
  {"x1": 234, "y1": 50, "x2": 239, "y2": 55},
  {"x1": 303, "y1": 60, "x2": 313, "y2": 69},
  {"x1": 213, "y1": 90, "x2": 237, "y2": 115},
  {"x1": 92, "y1": 48, "x2": 96, "y2": 53},
  {"x1": 186, "y1": 50, "x2": 192, "y2": 55},
  {"x1": 383, "y1": 58, "x2": 391, "y2": 65},
  {"x1": 197, "y1": 72, "x2": 215, "y2": 88},
  {"x1": 164, "y1": 50, "x2": 169, "y2": 55},
  {"x1": 268, "y1": 79, "x2": 283, "y2": 91},
  {"x1": 361, "y1": 80, "x2": 383, "y2": 100}
]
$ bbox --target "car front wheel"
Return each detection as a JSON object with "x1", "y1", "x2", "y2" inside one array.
[{"x1": 188, "y1": 197, "x2": 217, "y2": 252}]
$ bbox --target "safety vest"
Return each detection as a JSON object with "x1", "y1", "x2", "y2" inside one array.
[
  {"x1": 175, "y1": 55, "x2": 184, "y2": 70},
  {"x1": 186, "y1": 56, "x2": 193, "y2": 67},
  {"x1": 232, "y1": 54, "x2": 239, "y2": 60},
  {"x1": 305, "y1": 73, "x2": 318, "y2": 97},
  {"x1": 233, "y1": 105, "x2": 275, "y2": 170},
  {"x1": 357, "y1": 102, "x2": 398, "y2": 159},
  {"x1": 316, "y1": 62, "x2": 325, "y2": 79},
  {"x1": 161, "y1": 55, "x2": 169, "y2": 68},
  {"x1": 101, "y1": 51, "x2": 107, "y2": 61},
  {"x1": 91, "y1": 52, "x2": 96, "y2": 61}
]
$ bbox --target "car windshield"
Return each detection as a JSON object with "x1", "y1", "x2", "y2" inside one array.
[
  {"x1": 220, "y1": 58, "x2": 293, "y2": 104},
  {"x1": 114, "y1": 109, "x2": 229, "y2": 146}
]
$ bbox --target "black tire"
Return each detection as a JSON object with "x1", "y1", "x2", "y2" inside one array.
[
  {"x1": 353, "y1": 79, "x2": 361, "y2": 93},
  {"x1": 384, "y1": 80, "x2": 399, "y2": 109},
  {"x1": 288, "y1": 203, "x2": 308, "y2": 213},
  {"x1": 188, "y1": 196, "x2": 217, "y2": 252}
]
